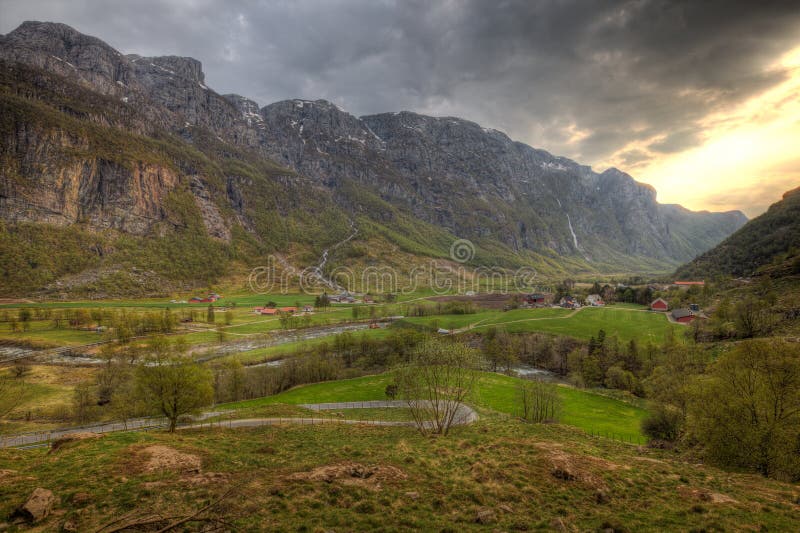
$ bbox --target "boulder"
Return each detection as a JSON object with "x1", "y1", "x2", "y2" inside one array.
[
  {"x1": 475, "y1": 507, "x2": 496, "y2": 524},
  {"x1": 13, "y1": 487, "x2": 56, "y2": 523}
]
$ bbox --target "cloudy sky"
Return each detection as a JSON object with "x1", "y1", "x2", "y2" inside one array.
[{"x1": 2, "y1": 0, "x2": 800, "y2": 216}]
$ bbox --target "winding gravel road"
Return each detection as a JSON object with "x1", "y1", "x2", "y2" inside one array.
[{"x1": 1, "y1": 401, "x2": 478, "y2": 448}]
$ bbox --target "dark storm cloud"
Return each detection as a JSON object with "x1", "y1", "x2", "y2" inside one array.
[{"x1": 1, "y1": 0, "x2": 800, "y2": 169}]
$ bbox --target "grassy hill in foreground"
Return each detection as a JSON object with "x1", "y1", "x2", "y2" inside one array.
[{"x1": 1, "y1": 415, "x2": 798, "y2": 531}]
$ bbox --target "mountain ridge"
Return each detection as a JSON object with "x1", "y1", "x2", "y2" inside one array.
[
  {"x1": 675, "y1": 186, "x2": 800, "y2": 279},
  {"x1": 0, "y1": 21, "x2": 748, "y2": 295}
]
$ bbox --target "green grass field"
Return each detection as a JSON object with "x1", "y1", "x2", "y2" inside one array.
[
  {"x1": 0, "y1": 320, "x2": 103, "y2": 347},
  {"x1": 399, "y1": 305, "x2": 680, "y2": 343},
  {"x1": 221, "y1": 371, "x2": 648, "y2": 441}
]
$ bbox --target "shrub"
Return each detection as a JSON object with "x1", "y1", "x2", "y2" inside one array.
[{"x1": 641, "y1": 404, "x2": 683, "y2": 442}]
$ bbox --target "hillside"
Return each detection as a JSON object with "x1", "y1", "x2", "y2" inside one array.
[
  {"x1": 675, "y1": 186, "x2": 800, "y2": 279},
  {"x1": 0, "y1": 21, "x2": 748, "y2": 296},
  {"x1": 1, "y1": 415, "x2": 798, "y2": 531}
]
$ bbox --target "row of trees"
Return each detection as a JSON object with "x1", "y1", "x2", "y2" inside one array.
[{"x1": 643, "y1": 339, "x2": 800, "y2": 481}]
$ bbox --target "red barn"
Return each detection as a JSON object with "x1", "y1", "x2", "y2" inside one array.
[
  {"x1": 671, "y1": 309, "x2": 695, "y2": 323},
  {"x1": 650, "y1": 298, "x2": 669, "y2": 311}
]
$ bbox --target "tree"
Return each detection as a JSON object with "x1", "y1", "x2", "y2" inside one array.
[
  {"x1": 518, "y1": 379, "x2": 561, "y2": 423},
  {"x1": 224, "y1": 310, "x2": 234, "y2": 326},
  {"x1": 396, "y1": 337, "x2": 479, "y2": 435},
  {"x1": 733, "y1": 297, "x2": 772, "y2": 338},
  {"x1": 72, "y1": 382, "x2": 97, "y2": 424},
  {"x1": 385, "y1": 383, "x2": 398, "y2": 400},
  {"x1": 135, "y1": 357, "x2": 214, "y2": 432},
  {"x1": 206, "y1": 304, "x2": 215, "y2": 324},
  {"x1": 484, "y1": 328, "x2": 518, "y2": 372},
  {"x1": 686, "y1": 339, "x2": 800, "y2": 479}
]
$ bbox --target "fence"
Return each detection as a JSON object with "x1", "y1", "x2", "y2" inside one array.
[
  {"x1": 586, "y1": 427, "x2": 645, "y2": 446},
  {"x1": 1, "y1": 400, "x2": 479, "y2": 449},
  {"x1": 0, "y1": 416, "x2": 172, "y2": 449}
]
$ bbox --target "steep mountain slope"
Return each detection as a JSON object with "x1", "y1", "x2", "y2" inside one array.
[
  {"x1": 675, "y1": 187, "x2": 800, "y2": 279},
  {"x1": 0, "y1": 21, "x2": 748, "y2": 295}
]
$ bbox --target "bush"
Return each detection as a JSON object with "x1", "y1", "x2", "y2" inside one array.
[
  {"x1": 518, "y1": 379, "x2": 561, "y2": 423},
  {"x1": 641, "y1": 404, "x2": 683, "y2": 442}
]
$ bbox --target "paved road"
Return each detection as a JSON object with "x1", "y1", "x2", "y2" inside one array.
[
  {"x1": 0, "y1": 411, "x2": 227, "y2": 448},
  {"x1": 0, "y1": 401, "x2": 478, "y2": 448}
]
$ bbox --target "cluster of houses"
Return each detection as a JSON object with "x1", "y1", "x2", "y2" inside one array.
[
  {"x1": 252, "y1": 305, "x2": 314, "y2": 316},
  {"x1": 650, "y1": 297, "x2": 701, "y2": 323},
  {"x1": 556, "y1": 294, "x2": 605, "y2": 309},
  {"x1": 188, "y1": 293, "x2": 222, "y2": 304},
  {"x1": 520, "y1": 293, "x2": 606, "y2": 309},
  {"x1": 326, "y1": 291, "x2": 375, "y2": 304}
]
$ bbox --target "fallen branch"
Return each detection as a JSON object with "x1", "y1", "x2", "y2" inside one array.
[{"x1": 155, "y1": 484, "x2": 240, "y2": 533}]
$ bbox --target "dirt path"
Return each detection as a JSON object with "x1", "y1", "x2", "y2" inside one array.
[{"x1": 454, "y1": 307, "x2": 584, "y2": 333}]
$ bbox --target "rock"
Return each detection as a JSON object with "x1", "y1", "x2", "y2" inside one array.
[
  {"x1": 404, "y1": 491, "x2": 419, "y2": 500},
  {"x1": 551, "y1": 467, "x2": 576, "y2": 481},
  {"x1": 498, "y1": 503, "x2": 513, "y2": 513},
  {"x1": 61, "y1": 517, "x2": 79, "y2": 531},
  {"x1": 595, "y1": 490, "x2": 610, "y2": 504},
  {"x1": 13, "y1": 487, "x2": 56, "y2": 523},
  {"x1": 475, "y1": 507, "x2": 496, "y2": 524}
]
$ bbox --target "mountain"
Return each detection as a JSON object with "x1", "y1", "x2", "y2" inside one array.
[
  {"x1": 675, "y1": 187, "x2": 800, "y2": 279},
  {"x1": 0, "y1": 21, "x2": 747, "y2": 296}
]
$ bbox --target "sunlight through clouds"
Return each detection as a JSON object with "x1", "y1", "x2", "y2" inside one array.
[{"x1": 614, "y1": 45, "x2": 800, "y2": 217}]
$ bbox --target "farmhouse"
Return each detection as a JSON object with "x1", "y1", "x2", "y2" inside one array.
[
  {"x1": 189, "y1": 293, "x2": 222, "y2": 303},
  {"x1": 650, "y1": 297, "x2": 669, "y2": 311},
  {"x1": 586, "y1": 294, "x2": 604, "y2": 306},
  {"x1": 671, "y1": 308, "x2": 696, "y2": 323},
  {"x1": 524, "y1": 293, "x2": 547, "y2": 305},
  {"x1": 559, "y1": 296, "x2": 580, "y2": 309},
  {"x1": 329, "y1": 291, "x2": 356, "y2": 303}
]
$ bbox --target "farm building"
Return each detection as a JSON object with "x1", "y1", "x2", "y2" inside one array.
[
  {"x1": 650, "y1": 298, "x2": 669, "y2": 311},
  {"x1": 671, "y1": 308, "x2": 696, "y2": 323},
  {"x1": 586, "y1": 294, "x2": 604, "y2": 306},
  {"x1": 559, "y1": 296, "x2": 580, "y2": 309},
  {"x1": 189, "y1": 293, "x2": 221, "y2": 304},
  {"x1": 524, "y1": 293, "x2": 547, "y2": 305}
]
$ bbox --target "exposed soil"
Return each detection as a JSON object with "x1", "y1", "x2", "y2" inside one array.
[
  {"x1": 129, "y1": 445, "x2": 203, "y2": 474},
  {"x1": 286, "y1": 461, "x2": 407, "y2": 490},
  {"x1": 534, "y1": 441, "x2": 627, "y2": 490},
  {"x1": 49, "y1": 432, "x2": 102, "y2": 453}
]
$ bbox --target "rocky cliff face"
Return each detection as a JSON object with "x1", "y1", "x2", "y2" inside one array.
[{"x1": 0, "y1": 20, "x2": 748, "y2": 291}]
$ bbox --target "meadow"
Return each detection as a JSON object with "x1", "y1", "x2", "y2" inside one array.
[
  {"x1": 400, "y1": 304, "x2": 681, "y2": 343},
  {"x1": 220, "y1": 371, "x2": 648, "y2": 441}
]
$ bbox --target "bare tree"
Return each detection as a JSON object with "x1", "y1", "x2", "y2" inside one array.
[
  {"x1": 396, "y1": 337, "x2": 479, "y2": 435},
  {"x1": 518, "y1": 379, "x2": 561, "y2": 423}
]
